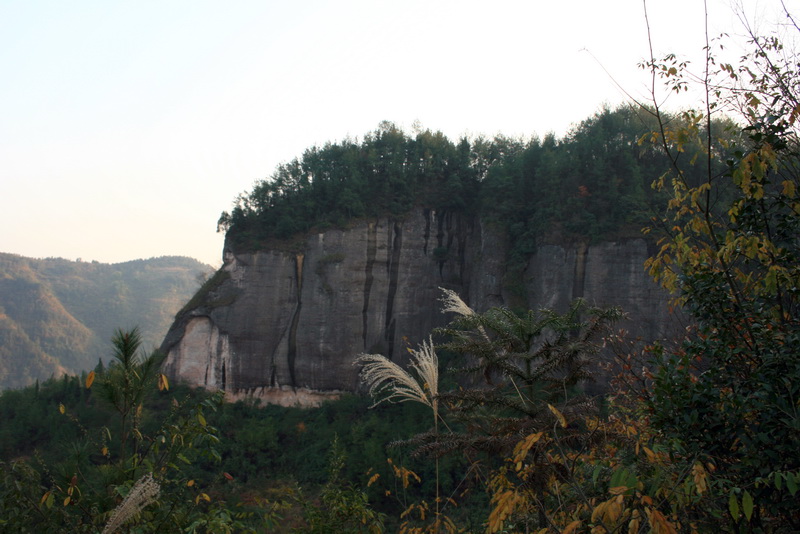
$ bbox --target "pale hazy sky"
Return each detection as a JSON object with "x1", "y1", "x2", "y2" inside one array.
[{"x1": 0, "y1": 1, "x2": 766, "y2": 266}]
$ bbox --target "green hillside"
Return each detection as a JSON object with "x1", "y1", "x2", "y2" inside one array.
[{"x1": 0, "y1": 254, "x2": 213, "y2": 389}]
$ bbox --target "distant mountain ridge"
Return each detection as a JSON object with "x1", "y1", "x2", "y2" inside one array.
[{"x1": 0, "y1": 253, "x2": 213, "y2": 390}]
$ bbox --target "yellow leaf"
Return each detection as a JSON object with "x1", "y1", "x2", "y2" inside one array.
[
  {"x1": 58, "y1": 404, "x2": 65, "y2": 415},
  {"x1": 63, "y1": 496, "x2": 71, "y2": 506},
  {"x1": 648, "y1": 509, "x2": 678, "y2": 534},
  {"x1": 692, "y1": 463, "x2": 708, "y2": 495},
  {"x1": 85, "y1": 370, "x2": 95, "y2": 389},
  {"x1": 367, "y1": 473, "x2": 380, "y2": 487},
  {"x1": 101, "y1": 447, "x2": 108, "y2": 456},
  {"x1": 513, "y1": 432, "x2": 543, "y2": 464},
  {"x1": 782, "y1": 180, "x2": 796, "y2": 198},
  {"x1": 158, "y1": 373, "x2": 169, "y2": 391},
  {"x1": 187, "y1": 479, "x2": 195, "y2": 487},
  {"x1": 40, "y1": 491, "x2": 50, "y2": 505},
  {"x1": 488, "y1": 490, "x2": 521, "y2": 533},
  {"x1": 548, "y1": 404, "x2": 567, "y2": 428},
  {"x1": 592, "y1": 501, "x2": 608, "y2": 523},
  {"x1": 562, "y1": 520, "x2": 581, "y2": 534}
]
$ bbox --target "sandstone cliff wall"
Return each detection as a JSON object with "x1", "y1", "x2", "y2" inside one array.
[{"x1": 161, "y1": 210, "x2": 679, "y2": 406}]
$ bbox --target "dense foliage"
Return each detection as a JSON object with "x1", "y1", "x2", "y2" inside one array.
[
  {"x1": 0, "y1": 354, "x2": 462, "y2": 531},
  {"x1": 218, "y1": 122, "x2": 482, "y2": 248},
  {"x1": 639, "y1": 10, "x2": 800, "y2": 529},
  {"x1": 219, "y1": 108, "x2": 729, "y2": 265}
]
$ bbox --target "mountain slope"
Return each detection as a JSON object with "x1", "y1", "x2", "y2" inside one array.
[{"x1": 0, "y1": 253, "x2": 213, "y2": 389}]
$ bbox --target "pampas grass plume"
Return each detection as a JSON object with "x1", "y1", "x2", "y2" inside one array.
[
  {"x1": 101, "y1": 473, "x2": 160, "y2": 534},
  {"x1": 355, "y1": 336, "x2": 438, "y2": 413},
  {"x1": 438, "y1": 287, "x2": 475, "y2": 317}
]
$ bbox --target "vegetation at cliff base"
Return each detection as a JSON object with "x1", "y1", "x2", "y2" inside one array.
[{"x1": 0, "y1": 359, "x2": 462, "y2": 532}]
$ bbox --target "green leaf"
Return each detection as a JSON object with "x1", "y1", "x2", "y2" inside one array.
[
  {"x1": 742, "y1": 491, "x2": 754, "y2": 521},
  {"x1": 728, "y1": 492, "x2": 739, "y2": 519},
  {"x1": 592, "y1": 464, "x2": 602, "y2": 486},
  {"x1": 774, "y1": 472, "x2": 783, "y2": 490},
  {"x1": 786, "y1": 473, "x2": 798, "y2": 496}
]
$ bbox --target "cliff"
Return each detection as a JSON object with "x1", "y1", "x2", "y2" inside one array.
[{"x1": 161, "y1": 210, "x2": 679, "y2": 406}]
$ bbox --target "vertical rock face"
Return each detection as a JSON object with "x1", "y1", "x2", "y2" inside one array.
[{"x1": 161, "y1": 210, "x2": 679, "y2": 406}]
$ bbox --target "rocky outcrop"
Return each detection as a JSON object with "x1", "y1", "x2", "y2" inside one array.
[{"x1": 161, "y1": 210, "x2": 680, "y2": 406}]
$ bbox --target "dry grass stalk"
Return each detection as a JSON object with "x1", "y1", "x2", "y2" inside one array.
[
  {"x1": 101, "y1": 472, "x2": 160, "y2": 534},
  {"x1": 438, "y1": 287, "x2": 475, "y2": 317},
  {"x1": 355, "y1": 336, "x2": 438, "y2": 413},
  {"x1": 439, "y1": 286, "x2": 490, "y2": 343}
]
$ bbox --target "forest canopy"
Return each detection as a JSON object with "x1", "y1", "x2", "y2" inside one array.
[{"x1": 219, "y1": 107, "x2": 733, "y2": 257}]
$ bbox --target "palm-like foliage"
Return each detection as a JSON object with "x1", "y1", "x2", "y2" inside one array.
[
  {"x1": 438, "y1": 298, "x2": 621, "y2": 413},
  {"x1": 97, "y1": 327, "x2": 165, "y2": 465},
  {"x1": 404, "y1": 294, "x2": 622, "y2": 460}
]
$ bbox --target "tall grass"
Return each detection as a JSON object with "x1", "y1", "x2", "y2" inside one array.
[
  {"x1": 354, "y1": 336, "x2": 438, "y2": 416},
  {"x1": 101, "y1": 473, "x2": 160, "y2": 534}
]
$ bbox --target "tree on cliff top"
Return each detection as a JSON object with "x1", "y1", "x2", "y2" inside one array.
[{"x1": 218, "y1": 105, "x2": 720, "y2": 256}]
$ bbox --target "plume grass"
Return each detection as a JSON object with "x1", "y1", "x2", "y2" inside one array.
[
  {"x1": 355, "y1": 336, "x2": 438, "y2": 413},
  {"x1": 101, "y1": 472, "x2": 160, "y2": 534},
  {"x1": 438, "y1": 287, "x2": 475, "y2": 317},
  {"x1": 355, "y1": 336, "x2": 443, "y2": 523}
]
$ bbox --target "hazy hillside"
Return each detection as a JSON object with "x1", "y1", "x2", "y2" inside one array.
[{"x1": 0, "y1": 253, "x2": 213, "y2": 389}]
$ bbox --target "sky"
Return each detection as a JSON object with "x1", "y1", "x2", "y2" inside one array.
[{"x1": 0, "y1": 0, "x2": 776, "y2": 267}]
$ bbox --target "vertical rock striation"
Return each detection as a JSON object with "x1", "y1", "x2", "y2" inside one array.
[{"x1": 161, "y1": 210, "x2": 678, "y2": 406}]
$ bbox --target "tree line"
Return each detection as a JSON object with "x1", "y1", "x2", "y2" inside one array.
[{"x1": 219, "y1": 108, "x2": 731, "y2": 264}]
